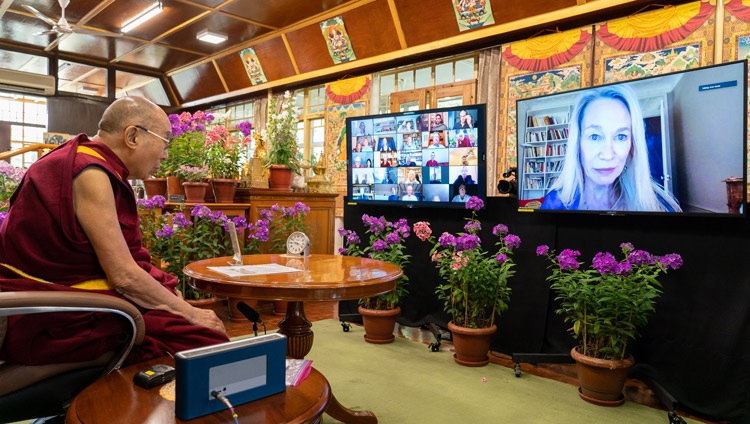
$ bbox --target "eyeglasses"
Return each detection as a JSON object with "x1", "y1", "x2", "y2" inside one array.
[{"x1": 135, "y1": 125, "x2": 171, "y2": 149}]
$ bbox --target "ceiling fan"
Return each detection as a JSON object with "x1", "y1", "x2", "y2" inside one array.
[{"x1": 23, "y1": 0, "x2": 122, "y2": 39}]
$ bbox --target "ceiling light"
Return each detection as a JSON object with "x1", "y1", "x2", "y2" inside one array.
[
  {"x1": 121, "y1": 2, "x2": 163, "y2": 34},
  {"x1": 197, "y1": 29, "x2": 228, "y2": 44}
]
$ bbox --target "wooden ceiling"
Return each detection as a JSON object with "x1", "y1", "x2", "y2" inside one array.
[{"x1": 0, "y1": 0, "x2": 690, "y2": 109}]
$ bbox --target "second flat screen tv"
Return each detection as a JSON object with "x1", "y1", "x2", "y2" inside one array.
[
  {"x1": 346, "y1": 104, "x2": 487, "y2": 208},
  {"x1": 515, "y1": 60, "x2": 747, "y2": 217}
]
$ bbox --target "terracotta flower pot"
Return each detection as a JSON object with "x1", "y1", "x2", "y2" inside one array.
[
  {"x1": 166, "y1": 175, "x2": 185, "y2": 198},
  {"x1": 212, "y1": 178, "x2": 239, "y2": 203},
  {"x1": 143, "y1": 177, "x2": 167, "y2": 198},
  {"x1": 268, "y1": 165, "x2": 293, "y2": 191},
  {"x1": 570, "y1": 346, "x2": 635, "y2": 406},
  {"x1": 182, "y1": 181, "x2": 209, "y2": 203},
  {"x1": 358, "y1": 306, "x2": 400, "y2": 344},
  {"x1": 447, "y1": 321, "x2": 496, "y2": 367}
]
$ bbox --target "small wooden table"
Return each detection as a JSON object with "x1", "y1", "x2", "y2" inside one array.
[
  {"x1": 66, "y1": 357, "x2": 330, "y2": 424},
  {"x1": 184, "y1": 254, "x2": 402, "y2": 359},
  {"x1": 184, "y1": 253, "x2": 403, "y2": 424}
]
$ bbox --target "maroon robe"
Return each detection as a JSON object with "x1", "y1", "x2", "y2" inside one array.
[{"x1": 0, "y1": 134, "x2": 228, "y2": 366}]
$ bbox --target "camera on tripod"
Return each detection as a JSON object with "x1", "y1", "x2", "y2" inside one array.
[{"x1": 497, "y1": 167, "x2": 517, "y2": 195}]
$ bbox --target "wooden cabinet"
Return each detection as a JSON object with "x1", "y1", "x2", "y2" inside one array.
[{"x1": 236, "y1": 189, "x2": 338, "y2": 254}]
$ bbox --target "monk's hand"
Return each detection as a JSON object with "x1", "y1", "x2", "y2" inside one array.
[{"x1": 188, "y1": 307, "x2": 227, "y2": 336}]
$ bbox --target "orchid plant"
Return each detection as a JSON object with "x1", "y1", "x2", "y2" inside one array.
[
  {"x1": 265, "y1": 91, "x2": 301, "y2": 174},
  {"x1": 414, "y1": 197, "x2": 520, "y2": 328},
  {"x1": 339, "y1": 214, "x2": 411, "y2": 310},
  {"x1": 537, "y1": 242, "x2": 683, "y2": 360}
]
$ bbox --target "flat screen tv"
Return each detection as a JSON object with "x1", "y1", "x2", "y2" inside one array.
[
  {"x1": 346, "y1": 104, "x2": 487, "y2": 208},
  {"x1": 515, "y1": 60, "x2": 747, "y2": 217}
]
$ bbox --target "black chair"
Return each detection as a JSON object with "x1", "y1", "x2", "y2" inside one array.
[{"x1": 0, "y1": 290, "x2": 145, "y2": 423}]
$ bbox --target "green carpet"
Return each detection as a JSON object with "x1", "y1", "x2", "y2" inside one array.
[{"x1": 305, "y1": 319, "x2": 701, "y2": 424}]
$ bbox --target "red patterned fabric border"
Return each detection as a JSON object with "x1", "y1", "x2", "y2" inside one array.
[
  {"x1": 325, "y1": 77, "x2": 371, "y2": 105},
  {"x1": 725, "y1": 0, "x2": 750, "y2": 22},
  {"x1": 502, "y1": 30, "x2": 591, "y2": 72},
  {"x1": 597, "y1": 2, "x2": 713, "y2": 52}
]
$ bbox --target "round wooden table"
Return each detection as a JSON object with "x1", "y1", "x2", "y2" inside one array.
[
  {"x1": 66, "y1": 357, "x2": 330, "y2": 424},
  {"x1": 184, "y1": 254, "x2": 402, "y2": 359},
  {"x1": 184, "y1": 254, "x2": 403, "y2": 424}
]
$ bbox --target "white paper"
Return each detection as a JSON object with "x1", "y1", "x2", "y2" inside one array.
[{"x1": 207, "y1": 263, "x2": 302, "y2": 277}]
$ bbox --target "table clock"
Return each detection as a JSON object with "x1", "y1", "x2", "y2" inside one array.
[{"x1": 286, "y1": 231, "x2": 310, "y2": 257}]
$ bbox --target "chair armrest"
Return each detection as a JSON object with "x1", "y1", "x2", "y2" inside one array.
[{"x1": 0, "y1": 291, "x2": 145, "y2": 369}]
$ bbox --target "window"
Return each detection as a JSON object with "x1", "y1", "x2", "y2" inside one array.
[
  {"x1": 58, "y1": 60, "x2": 108, "y2": 98},
  {"x1": 377, "y1": 54, "x2": 478, "y2": 114},
  {"x1": 0, "y1": 93, "x2": 47, "y2": 168},
  {"x1": 294, "y1": 85, "x2": 326, "y2": 174},
  {"x1": 207, "y1": 99, "x2": 254, "y2": 156}
]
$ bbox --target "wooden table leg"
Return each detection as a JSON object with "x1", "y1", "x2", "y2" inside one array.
[
  {"x1": 325, "y1": 392, "x2": 378, "y2": 424},
  {"x1": 277, "y1": 301, "x2": 314, "y2": 359}
]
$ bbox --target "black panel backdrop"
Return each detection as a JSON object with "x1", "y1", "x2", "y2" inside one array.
[
  {"x1": 47, "y1": 96, "x2": 109, "y2": 137},
  {"x1": 342, "y1": 197, "x2": 750, "y2": 423}
]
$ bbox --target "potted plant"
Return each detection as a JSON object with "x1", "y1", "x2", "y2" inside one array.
[
  {"x1": 137, "y1": 198, "x2": 248, "y2": 304},
  {"x1": 0, "y1": 160, "x2": 25, "y2": 212},
  {"x1": 176, "y1": 165, "x2": 210, "y2": 202},
  {"x1": 204, "y1": 121, "x2": 251, "y2": 202},
  {"x1": 414, "y1": 196, "x2": 520, "y2": 366},
  {"x1": 536, "y1": 242, "x2": 683, "y2": 405},
  {"x1": 339, "y1": 215, "x2": 411, "y2": 344},
  {"x1": 265, "y1": 91, "x2": 301, "y2": 190},
  {"x1": 164, "y1": 111, "x2": 213, "y2": 198}
]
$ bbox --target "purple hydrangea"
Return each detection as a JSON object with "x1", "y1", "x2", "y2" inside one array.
[
  {"x1": 464, "y1": 220, "x2": 481, "y2": 233},
  {"x1": 0, "y1": 211, "x2": 8, "y2": 226},
  {"x1": 628, "y1": 250, "x2": 654, "y2": 266},
  {"x1": 556, "y1": 249, "x2": 581, "y2": 271},
  {"x1": 155, "y1": 224, "x2": 174, "y2": 238},
  {"x1": 503, "y1": 234, "x2": 521, "y2": 250},
  {"x1": 438, "y1": 232, "x2": 456, "y2": 248},
  {"x1": 658, "y1": 253, "x2": 683, "y2": 270},
  {"x1": 592, "y1": 251, "x2": 618, "y2": 275},
  {"x1": 496, "y1": 253, "x2": 508, "y2": 264},
  {"x1": 172, "y1": 213, "x2": 190, "y2": 228},
  {"x1": 536, "y1": 245, "x2": 550, "y2": 256},
  {"x1": 385, "y1": 231, "x2": 401, "y2": 245},
  {"x1": 493, "y1": 224, "x2": 508, "y2": 237},
  {"x1": 455, "y1": 233, "x2": 481, "y2": 251},
  {"x1": 466, "y1": 196, "x2": 484, "y2": 212},
  {"x1": 372, "y1": 239, "x2": 388, "y2": 252}
]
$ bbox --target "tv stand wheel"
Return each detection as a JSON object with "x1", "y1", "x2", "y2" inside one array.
[
  {"x1": 514, "y1": 363, "x2": 522, "y2": 377},
  {"x1": 341, "y1": 322, "x2": 351, "y2": 332},
  {"x1": 429, "y1": 342, "x2": 440, "y2": 352}
]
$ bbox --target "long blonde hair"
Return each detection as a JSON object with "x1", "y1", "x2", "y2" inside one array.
[{"x1": 549, "y1": 85, "x2": 681, "y2": 212}]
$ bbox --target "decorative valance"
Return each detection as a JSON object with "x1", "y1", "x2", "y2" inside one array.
[
  {"x1": 325, "y1": 76, "x2": 371, "y2": 105},
  {"x1": 596, "y1": 1, "x2": 714, "y2": 52},
  {"x1": 725, "y1": 0, "x2": 750, "y2": 22},
  {"x1": 501, "y1": 29, "x2": 591, "y2": 72}
]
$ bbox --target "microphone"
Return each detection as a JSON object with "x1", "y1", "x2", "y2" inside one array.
[{"x1": 236, "y1": 301, "x2": 265, "y2": 336}]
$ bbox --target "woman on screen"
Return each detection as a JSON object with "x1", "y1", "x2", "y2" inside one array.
[{"x1": 541, "y1": 85, "x2": 681, "y2": 212}]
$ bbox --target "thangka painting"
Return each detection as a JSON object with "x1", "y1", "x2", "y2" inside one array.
[
  {"x1": 601, "y1": 44, "x2": 702, "y2": 84},
  {"x1": 499, "y1": 28, "x2": 592, "y2": 179},
  {"x1": 327, "y1": 102, "x2": 368, "y2": 176},
  {"x1": 321, "y1": 16, "x2": 356, "y2": 64},
  {"x1": 239, "y1": 47, "x2": 267, "y2": 85},
  {"x1": 452, "y1": 0, "x2": 495, "y2": 31},
  {"x1": 593, "y1": 1, "x2": 715, "y2": 85}
]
